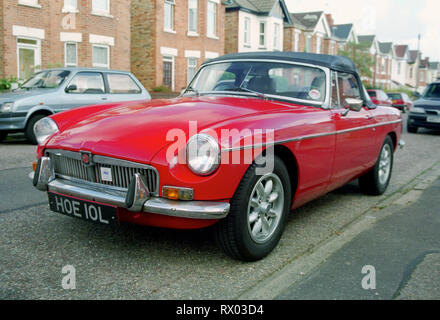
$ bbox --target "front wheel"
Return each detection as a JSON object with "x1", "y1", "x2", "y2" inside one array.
[
  {"x1": 215, "y1": 156, "x2": 292, "y2": 261},
  {"x1": 359, "y1": 136, "x2": 394, "y2": 196},
  {"x1": 25, "y1": 114, "x2": 47, "y2": 145}
]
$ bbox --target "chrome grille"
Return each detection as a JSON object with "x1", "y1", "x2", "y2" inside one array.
[{"x1": 46, "y1": 150, "x2": 159, "y2": 194}]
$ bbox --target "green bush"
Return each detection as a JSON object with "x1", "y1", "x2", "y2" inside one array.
[
  {"x1": 153, "y1": 86, "x2": 173, "y2": 93},
  {"x1": 0, "y1": 76, "x2": 18, "y2": 91}
]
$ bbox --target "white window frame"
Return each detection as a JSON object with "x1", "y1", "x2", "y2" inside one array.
[
  {"x1": 316, "y1": 35, "x2": 322, "y2": 54},
  {"x1": 243, "y1": 17, "x2": 250, "y2": 47},
  {"x1": 162, "y1": 55, "x2": 175, "y2": 91},
  {"x1": 305, "y1": 35, "x2": 312, "y2": 53},
  {"x1": 18, "y1": 0, "x2": 41, "y2": 8},
  {"x1": 207, "y1": 0, "x2": 218, "y2": 39},
  {"x1": 164, "y1": 0, "x2": 176, "y2": 33},
  {"x1": 294, "y1": 31, "x2": 300, "y2": 52},
  {"x1": 259, "y1": 22, "x2": 266, "y2": 48},
  {"x1": 187, "y1": 57, "x2": 198, "y2": 85},
  {"x1": 64, "y1": 42, "x2": 78, "y2": 67},
  {"x1": 92, "y1": 0, "x2": 111, "y2": 17},
  {"x1": 16, "y1": 37, "x2": 41, "y2": 80},
  {"x1": 62, "y1": 0, "x2": 78, "y2": 13},
  {"x1": 92, "y1": 44, "x2": 110, "y2": 69},
  {"x1": 273, "y1": 23, "x2": 280, "y2": 50},
  {"x1": 188, "y1": 0, "x2": 198, "y2": 36}
]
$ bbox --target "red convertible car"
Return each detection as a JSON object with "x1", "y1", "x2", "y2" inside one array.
[{"x1": 31, "y1": 52, "x2": 403, "y2": 261}]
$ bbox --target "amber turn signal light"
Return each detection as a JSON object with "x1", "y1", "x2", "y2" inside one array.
[{"x1": 162, "y1": 186, "x2": 194, "y2": 201}]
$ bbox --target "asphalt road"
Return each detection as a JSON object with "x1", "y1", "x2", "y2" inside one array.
[{"x1": 0, "y1": 114, "x2": 440, "y2": 300}]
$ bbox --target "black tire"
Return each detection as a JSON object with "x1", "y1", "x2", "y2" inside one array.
[
  {"x1": 215, "y1": 155, "x2": 292, "y2": 261},
  {"x1": 0, "y1": 131, "x2": 8, "y2": 143},
  {"x1": 25, "y1": 114, "x2": 47, "y2": 145},
  {"x1": 359, "y1": 136, "x2": 394, "y2": 196}
]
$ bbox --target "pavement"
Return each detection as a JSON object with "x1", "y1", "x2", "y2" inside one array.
[{"x1": 275, "y1": 178, "x2": 440, "y2": 300}]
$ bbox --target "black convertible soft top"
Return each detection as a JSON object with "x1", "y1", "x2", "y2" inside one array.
[{"x1": 204, "y1": 51, "x2": 358, "y2": 74}]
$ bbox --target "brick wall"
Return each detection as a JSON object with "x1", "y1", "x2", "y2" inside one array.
[
  {"x1": 132, "y1": 0, "x2": 225, "y2": 93},
  {"x1": 0, "y1": 0, "x2": 4, "y2": 78},
  {"x1": 131, "y1": 0, "x2": 156, "y2": 91},
  {"x1": 283, "y1": 27, "x2": 305, "y2": 53},
  {"x1": 1, "y1": 0, "x2": 130, "y2": 80},
  {"x1": 224, "y1": 10, "x2": 238, "y2": 54}
]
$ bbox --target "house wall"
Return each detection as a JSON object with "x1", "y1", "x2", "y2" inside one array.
[
  {"x1": 133, "y1": 0, "x2": 224, "y2": 92},
  {"x1": 237, "y1": 10, "x2": 283, "y2": 52},
  {"x1": 0, "y1": 0, "x2": 4, "y2": 78},
  {"x1": 1, "y1": 0, "x2": 131, "y2": 80},
  {"x1": 391, "y1": 58, "x2": 408, "y2": 88},
  {"x1": 376, "y1": 54, "x2": 392, "y2": 89},
  {"x1": 224, "y1": 10, "x2": 238, "y2": 54},
  {"x1": 406, "y1": 62, "x2": 419, "y2": 88},
  {"x1": 283, "y1": 27, "x2": 304, "y2": 52}
]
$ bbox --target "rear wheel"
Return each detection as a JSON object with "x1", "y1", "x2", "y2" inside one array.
[
  {"x1": 215, "y1": 156, "x2": 292, "y2": 261},
  {"x1": 25, "y1": 114, "x2": 47, "y2": 145},
  {"x1": 407, "y1": 120, "x2": 418, "y2": 133},
  {"x1": 0, "y1": 131, "x2": 8, "y2": 143},
  {"x1": 359, "y1": 136, "x2": 394, "y2": 196}
]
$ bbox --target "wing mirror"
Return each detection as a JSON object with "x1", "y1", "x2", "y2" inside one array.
[
  {"x1": 65, "y1": 84, "x2": 77, "y2": 92},
  {"x1": 344, "y1": 98, "x2": 364, "y2": 112}
]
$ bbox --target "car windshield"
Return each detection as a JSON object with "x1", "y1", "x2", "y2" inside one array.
[
  {"x1": 387, "y1": 93, "x2": 401, "y2": 99},
  {"x1": 185, "y1": 61, "x2": 327, "y2": 103},
  {"x1": 20, "y1": 70, "x2": 70, "y2": 89},
  {"x1": 423, "y1": 83, "x2": 440, "y2": 99}
]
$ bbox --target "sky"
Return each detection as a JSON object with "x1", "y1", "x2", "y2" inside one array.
[{"x1": 285, "y1": 0, "x2": 440, "y2": 62}]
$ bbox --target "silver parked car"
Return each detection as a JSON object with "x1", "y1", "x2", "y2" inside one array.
[{"x1": 0, "y1": 68, "x2": 151, "y2": 144}]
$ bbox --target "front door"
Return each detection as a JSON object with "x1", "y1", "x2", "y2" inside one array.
[{"x1": 328, "y1": 72, "x2": 378, "y2": 191}]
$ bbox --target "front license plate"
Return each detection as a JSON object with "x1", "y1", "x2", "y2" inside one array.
[
  {"x1": 427, "y1": 116, "x2": 440, "y2": 123},
  {"x1": 48, "y1": 192, "x2": 118, "y2": 228}
]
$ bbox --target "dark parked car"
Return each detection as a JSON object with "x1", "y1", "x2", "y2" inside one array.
[
  {"x1": 387, "y1": 92, "x2": 413, "y2": 113},
  {"x1": 407, "y1": 81, "x2": 440, "y2": 133},
  {"x1": 367, "y1": 89, "x2": 393, "y2": 107},
  {"x1": 0, "y1": 68, "x2": 150, "y2": 144}
]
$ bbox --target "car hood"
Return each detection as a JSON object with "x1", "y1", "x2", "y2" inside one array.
[
  {"x1": 413, "y1": 97, "x2": 440, "y2": 110},
  {"x1": 0, "y1": 88, "x2": 57, "y2": 104},
  {"x1": 46, "y1": 96, "x2": 289, "y2": 163}
]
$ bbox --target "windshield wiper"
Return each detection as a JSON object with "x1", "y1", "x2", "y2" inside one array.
[
  {"x1": 184, "y1": 86, "x2": 200, "y2": 97},
  {"x1": 228, "y1": 87, "x2": 268, "y2": 100}
]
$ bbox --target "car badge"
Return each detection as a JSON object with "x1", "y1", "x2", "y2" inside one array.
[{"x1": 80, "y1": 151, "x2": 93, "y2": 166}]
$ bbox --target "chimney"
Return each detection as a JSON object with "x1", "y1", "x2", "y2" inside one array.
[{"x1": 325, "y1": 14, "x2": 334, "y2": 27}]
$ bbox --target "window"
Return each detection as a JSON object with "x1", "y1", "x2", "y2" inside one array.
[
  {"x1": 188, "y1": 0, "x2": 198, "y2": 34},
  {"x1": 336, "y1": 72, "x2": 361, "y2": 108},
  {"x1": 305, "y1": 35, "x2": 312, "y2": 53},
  {"x1": 92, "y1": 0, "x2": 110, "y2": 14},
  {"x1": 273, "y1": 23, "x2": 280, "y2": 50},
  {"x1": 410, "y1": 67, "x2": 413, "y2": 79},
  {"x1": 244, "y1": 17, "x2": 250, "y2": 46},
  {"x1": 316, "y1": 36, "x2": 322, "y2": 54},
  {"x1": 259, "y1": 22, "x2": 266, "y2": 47},
  {"x1": 207, "y1": 1, "x2": 217, "y2": 37},
  {"x1": 187, "y1": 58, "x2": 198, "y2": 85},
  {"x1": 294, "y1": 32, "x2": 299, "y2": 52},
  {"x1": 17, "y1": 38, "x2": 41, "y2": 80},
  {"x1": 107, "y1": 74, "x2": 141, "y2": 94},
  {"x1": 92, "y1": 44, "x2": 110, "y2": 69},
  {"x1": 65, "y1": 42, "x2": 77, "y2": 67},
  {"x1": 63, "y1": 0, "x2": 77, "y2": 12},
  {"x1": 18, "y1": 0, "x2": 40, "y2": 7},
  {"x1": 67, "y1": 72, "x2": 105, "y2": 94},
  {"x1": 398, "y1": 62, "x2": 401, "y2": 75},
  {"x1": 163, "y1": 56, "x2": 174, "y2": 90},
  {"x1": 21, "y1": 70, "x2": 70, "y2": 89},
  {"x1": 164, "y1": 0, "x2": 175, "y2": 32}
]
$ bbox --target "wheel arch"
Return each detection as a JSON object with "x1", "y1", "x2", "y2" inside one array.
[
  {"x1": 25, "y1": 107, "x2": 54, "y2": 129},
  {"x1": 273, "y1": 145, "x2": 299, "y2": 206}
]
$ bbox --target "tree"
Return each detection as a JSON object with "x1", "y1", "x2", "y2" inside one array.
[{"x1": 338, "y1": 42, "x2": 376, "y2": 80}]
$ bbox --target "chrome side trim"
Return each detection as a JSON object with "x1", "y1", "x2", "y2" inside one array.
[
  {"x1": 45, "y1": 178, "x2": 229, "y2": 220},
  {"x1": 221, "y1": 119, "x2": 402, "y2": 152}
]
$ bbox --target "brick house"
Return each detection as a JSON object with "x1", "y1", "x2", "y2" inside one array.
[
  {"x1": 285, "y1": 11, "x2": 334, "y2": 55},
  {"x1": 0, "y1": 0, "x2": 131, "y2": 80},
  {"x1": 428, "y1": 62, "x2": 440, "y2": 83},
  {"x1": 328, "y1": 22, "x2": 357, "y2": 52},
  {"x1": 357, "y1": 35, "x2": 379, "y2": 86},
  {"x1": 407, "y1": 50, "x2": 421, "y2": 90},
  {"x1": 224, "y1": 0, "x2": 291, "y2": 54},
  {"x1": 418, "y1": 57, "x2": 429, "y2": 91},
  {"x1": 131, "y1": 0, "x2": 225, "y2": 93},
  {"x1": 391, "y1": 44, "x2": 410, "y2": 89},
  {"x1": 376, "y1": 42, "x2": 393, "y2": 89}
]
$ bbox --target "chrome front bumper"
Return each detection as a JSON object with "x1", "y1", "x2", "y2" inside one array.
[{"x1": 30, "y1": 158, "x2": 230, "y2": 220}]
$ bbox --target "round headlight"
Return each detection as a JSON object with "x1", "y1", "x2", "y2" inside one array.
[
  {"x1": 34, "y1": 117, "x2": 59, "y2": 145},
  {"x1": 186, "y1": 133, "x2": 220, "y2": 176}
]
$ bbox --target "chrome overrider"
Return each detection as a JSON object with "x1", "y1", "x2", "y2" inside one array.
[{"x1": 31, "y1": 156, "x2": 230, "y2": 220}]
